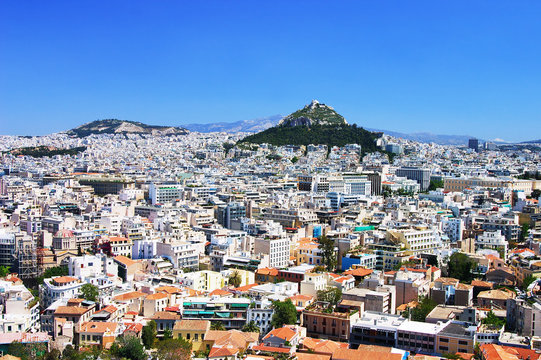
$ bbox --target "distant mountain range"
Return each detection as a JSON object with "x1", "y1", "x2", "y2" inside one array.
[
  {"x1": 183, "y1": 115, "x2": 283, "y2": 133},
  {"x1": 366, "y1": 128, "x2": 478, "y2": 146},
  {"x1": 59, "y1": 116, "x2": 537, "y2": 146},
  {"x1": 183, "y1": 108, "x2": 478, "y2": 145},
  {"x1": 67, "y1": 119, "x2": 189, "y2": 137}
]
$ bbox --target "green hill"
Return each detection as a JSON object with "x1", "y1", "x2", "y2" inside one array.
[{"x1": 238, "y1": 100, "x2": 382, "y2": 152}]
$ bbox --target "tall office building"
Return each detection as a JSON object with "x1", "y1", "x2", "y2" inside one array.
[
  {"x1": 216, "y1": 202, "x2": 246, "y2": 229},
  {"x1": 395, "y1": 167, "x2": 431, "y2": 191},
  {"x1": 468, "y1": 138, "x2": 479, "y2": 152}
]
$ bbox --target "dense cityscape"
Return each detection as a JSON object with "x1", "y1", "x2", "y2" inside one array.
[
  {"x1": 0, "y1": 101, "x2": 540, "y2": 360},
  {"x1": 2, "y1": 1, "x2": 541, "y2": 360}
]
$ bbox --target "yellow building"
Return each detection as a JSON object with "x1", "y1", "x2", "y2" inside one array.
[
  {"x1": 294, "y1": 239, "x2": 323, "y2": 266},
  {"x1": 182, "y1": 271, "x2": 225, "y2": 292},
  {"x1": 225, "y1": 269, "x2": 255, "y2": 287},
  {"x1": 173, "y1": 319, "x2": 210, "y2": 352}
]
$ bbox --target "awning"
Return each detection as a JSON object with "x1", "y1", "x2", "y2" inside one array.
[
  {"x1": 199, "y1": 311, "x2": 215, "y2": 315},
  {"x1": 216, "y1": 312, "x2": 230, "y2": 318},
  {"x1": 230, "y1": 303, "x2": 249, "y2": 308},
  {"x1": 183, "y1": 311, "x2": 199, "y2": 315}
]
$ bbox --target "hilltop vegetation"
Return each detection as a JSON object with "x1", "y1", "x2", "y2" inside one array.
[
  {"x1": 6, "y1": 146, "x2": 87, "y2": 158},
  {"x1": 239, "y1": 123, "x2": 381, "y2": 152},
  {"x1": 238, "y1": 100, "x2": 382, "y2": 152}
]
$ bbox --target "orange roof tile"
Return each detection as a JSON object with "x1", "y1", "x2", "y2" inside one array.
[
  {"x1": 263, "y1": 326, "x2": 296, "y2": 341},
  {"x1": 343, "y1": 267, "x2": 373, "y2": 277},
  {"x1": 234, "y1": 283, "x2": 259, "y2": 292},
  {"x1": 52, "y1": 276, "x2": 78, "y2": 284},
  {"x1": 112, "y1": 291, "x2": 146, "y2": 302},
  {"x1": 113, "y1": 255, "x2": 137, "y2": 267},
  {"x1": 209, "y1": 289, "x2": 233, "y2": 296},
  {"x1": 79, "y1": 321, "x2": 117, "y2": 334},
  {"x1": 296, "y1": 354, "x2": 331, "y2": 360},
  {"x1": 209, "y1": 345, "x2": 240, "y2": 358},
  {"x1": 256, "y1": 267, "x2": 279, "y2": 276},
  {"x1": 145, "y1": 292, "x2": 168, "y2": 301}
]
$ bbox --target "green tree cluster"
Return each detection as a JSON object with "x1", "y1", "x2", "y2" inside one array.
[
  {"x1": 402, "y1": 297, "x2": 438, "y2": 322},
  {"x1": 7, "y1": 341, "x2": 48, "y2": 360},
  {"x1": 228, "y1": 271, "x2": 242, "y2": 288},
  {"x1": 520, "y1": 223, "x2": 530, "y2": 242},
  {"x1": 110, "y1": 335, "x2": 146, "y2": 360},
  {"x1": 155, "y1": 337, "x2": 192, "y2": 360},
  {"x1": 447, "y1": 252, "x2": 475, "y2": 283},
  {"x1": 271, "y1": 299, "x2": 297, "y2": 328},
  {"x1": 7, "y1": 146, "x2": 87, "y2": 158},
  {"x1": 0, "y1": 265, "x2": 10, "y2": 277},
  {"x1": 482, "y1": 311, "x2": 506, "y2": 327},
  {"x1": 79, "y1": 283, "x2": 99, "y2": 302},
  {"x1": 242, "y1": 321, "x2": 260, "y2": 333},
  {"x1": 210, "y1": 321, "x2": 225, "y2": 330},
  {"x1": 428, "y1": 179, "x2": 444, "y2": 191},
  {"x1": 318, "y1": 236, "x2": 337, "y2": 271},
  {"x1": 522, "y1": 274, "x2": 537, "y2": 291},
  {"x1": 37, "y1": 265, "x2": 69, "y2": 284},
  {"x1": 142, "y1": 320, "x2": 157, "y2": 349},
  {"x1": 238, "y1": 124, "x2": 381, "y2": 153},
  {"x1": 316, "y1": 287, "x2": 342, "y2": 307}
]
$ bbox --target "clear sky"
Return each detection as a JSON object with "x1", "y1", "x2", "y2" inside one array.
[{"x1": 1, "y1": 1, "x2": 540, "y2": 142}]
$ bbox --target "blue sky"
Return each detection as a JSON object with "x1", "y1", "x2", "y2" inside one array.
[{"x1": 1, "y1": 1, "x2": 540, "y2": 142}]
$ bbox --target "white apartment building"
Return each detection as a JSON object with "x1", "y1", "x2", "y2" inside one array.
[
  {"x1": 72, "y1": 229, "x2": 96, "y2": 250},
  {"x1": 132, "y1": 238, "x2": 160, "y2": 259},
  {"x1": 441, "y1": 217, "x2": 464, "y2": 242},
  {"x1": 261, "y1": 208, "x2": 318, "y2": 228},
  {"x1": 156, "y1": 240, "x2": 199, "y2": 269},
  {"x1": 109, "y1": 236, "x2": 133, "y2": 257},
  {"x1": 300, "y1": 273, "x2": 328, "y2": 297},
  {"x1": 387, "y1": 227, "x2": 440, "y2": 255},
  {"x1": 247, "y1": 305, "x2": 274, "y2": 335},
  {"x1": 254, "y1": 237, "x2": 290, "y2": 269},
  {"x1": 40, "y1": 276, "x2": 83, "y2": 308},
  {"x1": 0, "y1": 282, "x2": 40, "y2": 333},
  {"x1": 475, "y1": 230, "x2": 508, "y2": 260},
  {"x1": 149, "y1": 183, "x2": 184, "y2": 205},
  {"x1": 68, "y1": 254, "x2": 117, "y2": 280},
  {"x1": 100, "y1": 215, "x2": 122, "y2": 235}
]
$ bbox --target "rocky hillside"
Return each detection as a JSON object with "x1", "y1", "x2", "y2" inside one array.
[
  {"x1": 67, "y1": 119, "x2": 189, "y2": 137},
  {"x1": 278, "y1": 100, "x2": 347, "y2": 127}
]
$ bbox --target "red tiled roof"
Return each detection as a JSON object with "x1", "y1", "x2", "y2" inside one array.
[{"x1": 252, "y1": 344, "x2": 290, "y2": 354}]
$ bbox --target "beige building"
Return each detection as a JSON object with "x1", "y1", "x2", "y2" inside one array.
[{"x1": 445, "y1": 177, "x2": 533, "y2": 195}]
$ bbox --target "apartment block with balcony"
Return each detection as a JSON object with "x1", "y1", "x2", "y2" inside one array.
[
  {"x1": 40, "y1": 276, "x2": 83, "y2": 308},
  {"x1": 181, "y1": 297, "x2": 250, "y2": 330},
  {"x1": 301, "y1": 302, "x2": 361, "y2": 342}
]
